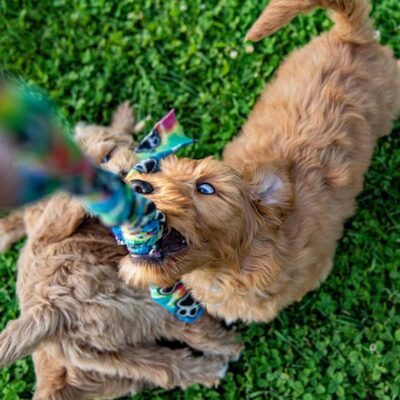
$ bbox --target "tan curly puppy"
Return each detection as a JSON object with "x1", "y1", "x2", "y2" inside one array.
[
  {"x1": 0, "y1": 105, "x2": 242, "y2": 399},
  {"x1": 119, "y1": 0, "x2": 400, "y2": 323}
]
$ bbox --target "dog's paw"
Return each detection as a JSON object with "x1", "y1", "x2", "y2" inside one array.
[
  {"x1": 217, "y1": 362, "x2": 229, "y2": 379},
  {"x1": 201, "y1": 355, "x2": 229, "y2": 388},
  {"x1": 212, "y1": 342, "x2": 244, "y2": 364},
  {"x1": 226, "y1": 342, "x2": 244, "y2": 362}
]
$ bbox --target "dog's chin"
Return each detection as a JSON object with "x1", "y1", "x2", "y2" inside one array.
[{"x1": 118, "y1": 228, "x2": 190, "y2": 288}]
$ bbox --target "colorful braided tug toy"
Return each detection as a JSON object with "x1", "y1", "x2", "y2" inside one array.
[
  {"x1": 0, "y1": 80, "x2": 205, "y2": 323},
  {"x1": 0, "y1": 80, "x2": 161, "y2": 239}
]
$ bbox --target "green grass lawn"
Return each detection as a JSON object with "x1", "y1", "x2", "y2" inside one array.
[{"x1": 0, "y1": 0, "x2": 399, "y2": 399}]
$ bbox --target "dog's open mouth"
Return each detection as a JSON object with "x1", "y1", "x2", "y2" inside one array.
[{"x1": 130, "y1": 227, "x2": 187, "y2": 263}]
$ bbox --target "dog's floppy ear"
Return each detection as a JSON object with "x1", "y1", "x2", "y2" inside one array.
[
  {"x1": 242, "y1": 161, "x2": 293, "y2": 214},
  {"x1": 73, "y1": 121, "x2": 89, "y2": 142},
  {"x1": 111, "y1": 101, "x2": 136, "y2": 134}
]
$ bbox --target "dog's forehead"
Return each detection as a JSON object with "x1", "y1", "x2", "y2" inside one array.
[
  {"x1": 76, "y1": 125, "x2": 108, "y2": 139},
  {"x1": 78, "y1": 125, "x2": 133, "y2": 146},
  {"x1": 160, "y1": 156, "x2": 236, "y2": 182}
]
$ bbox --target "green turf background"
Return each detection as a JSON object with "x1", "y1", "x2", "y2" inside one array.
[{"x1": 0, "y1": 0, "x2": 399, "y2": 399}]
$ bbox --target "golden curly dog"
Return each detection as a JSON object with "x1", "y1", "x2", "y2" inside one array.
[
  {"x1": 119, "y1": 0, "x2": 400, "y2": 323},
  {"x1": 0, "y1": 105, "x2": 242, "y2": 399}
]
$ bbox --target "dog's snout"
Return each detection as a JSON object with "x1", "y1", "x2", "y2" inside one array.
[
  {"x1": 130, "y1": 179, "x2": 154, "y2": 195},
  {"x1": 119, "y1": 169, "x2": 129, "y2": 178}
]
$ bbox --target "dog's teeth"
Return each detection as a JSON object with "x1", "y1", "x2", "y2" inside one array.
[{"x1": 149, "y1": 247, "x2": 161, "y2": 257}]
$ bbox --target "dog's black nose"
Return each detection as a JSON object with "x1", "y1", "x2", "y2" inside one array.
[
  {"x1": 129, "y1": 179, "x2": 154, "y2": 195},
  {"x1": 119, "y1": 169, "x2": 129, "y2": 178}
]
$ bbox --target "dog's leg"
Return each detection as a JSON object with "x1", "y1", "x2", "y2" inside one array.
[
  {"x1": 66, "y1": 368, "x2": 144, "y2": 400},
  {"x1": 0, "y1": 210, "x2": 25, "y2": 252},
  {"x1": 33, "y1": 386, "x2": 84, "y2": 400},
  {"x1": 33, "y1": 350, "x2": 141, "y2": 400},
  {"x1": 69, "y1": 343, "x2": 228, "y2": 389},
  {"x1": 33, "y1": 350, "x2": 84, "y2": 400},
  {"x1": 162, "y1": 315, "x2": 243, "y2": 362}
]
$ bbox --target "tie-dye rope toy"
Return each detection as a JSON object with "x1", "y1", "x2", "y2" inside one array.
[
  {"x1": 0, "y1": 80, "x2": 162, "y2": 240},
  {"x1": 150, "y1": 282, "x2": 205, "y2": 323}
]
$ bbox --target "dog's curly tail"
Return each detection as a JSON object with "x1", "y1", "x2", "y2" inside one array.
[
  {"x1": 245, "y1": 0, "x2": 374, "y2": 44},
  {"x1": 0, "y1": 307, "x2": 60, "y2": 368}
]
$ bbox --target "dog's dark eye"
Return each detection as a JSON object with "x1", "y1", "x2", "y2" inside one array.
[
  {"x1": 130, "y1": 179, "x2": 154, "y2": 195},
  {"x1": 196, "y1": 183, "x2": 215, "y2": 195},
  {"x1": 102, "y1": 152, "x2": 112, "y2": 164}
]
